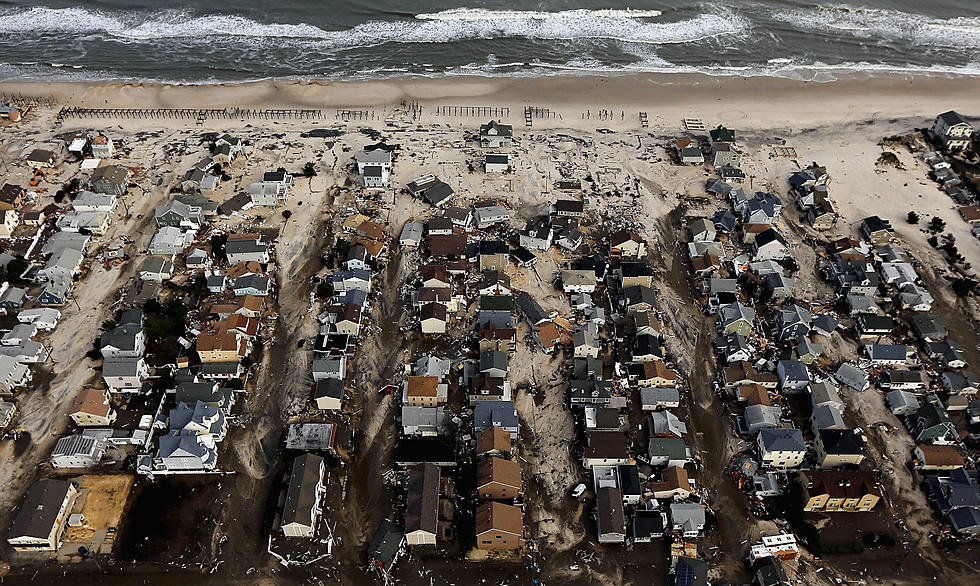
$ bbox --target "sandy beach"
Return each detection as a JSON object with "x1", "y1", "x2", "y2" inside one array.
[{"x1": 2, "y1": 73, "x2": 978, "y2": 131}]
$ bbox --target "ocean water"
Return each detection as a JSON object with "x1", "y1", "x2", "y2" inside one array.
[{"x1": 0, "y1": 1, "x2": 978, "y2": 82}]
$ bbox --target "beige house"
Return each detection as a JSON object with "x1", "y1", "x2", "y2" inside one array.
[
  {"x1": 0, "y1": 209, "x2": 18, "y2": 238},
  {"x1": 402, "y1": 376, "x2": 447, "y2": 407},
  {"x1": 196, "y1": 332, "x2": 245, "y2": 363},
  {"x1": 420, "y1": 303, "x2": 447, "y2": 334},
  {"x1": 69, "y1": 388, "x2": 117, "y2": 427},
  {"x1": 8, "y1": 479, "x2": 79, "y2": 551}
]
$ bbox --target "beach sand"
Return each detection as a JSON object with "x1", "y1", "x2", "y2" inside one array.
[{"x1": 2, "y1": 73, "x2": 978, "y2": 130}]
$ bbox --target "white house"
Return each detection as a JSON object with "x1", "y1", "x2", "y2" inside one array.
[{"x1": 933, "y1": 111, "x2": 974, "y2": 150}]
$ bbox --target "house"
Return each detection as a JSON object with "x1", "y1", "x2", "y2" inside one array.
[
  {"x1": 479, "y1": 120, "x2": 513, "y2": 148},
  {"x1": 138, "y1": 256, "x2": 174, "y2": 282},
  {"x1": 476, "y1": 240, "x2": 507, "y2": 272},
  {"x1": 757, "y1": 428, "x2": 807, "y2": 468},
  {"x1": 717, "y1": 303, "x2": 755, "y2": 336},
  {"x1": 69, "y1": 388, "x2": 117, "y2": 427},
  {"x1": 422, "y1": 181, "x2": 454, "y2": 207},
  {"x1": 669, "y1": 503, "x2": 706, "y2": 538},
  {"x1": 912, "y1": 395, "x2": 957, "y2": 443},
  {"x1": 103, "y1": 358, "x2": 150, "y2": 393},
  {"x1": 553, "y1": 199, "x2": 585, "y2": 218},
  {"x1": 519, "y1": 216, "x2": 553, "y2": 251},
  {"x1": 475, "y1": 502, "x2": 522, "y2": 550},
  {"x1": 688, "y1": 218, "x2": 715, "y2": 242},
  {"x1": 313, "y1": 378, "x2": 344, "y2": 410},
  {"x1": 473, "y1": 401, "x2": 518, "y2": 439},
  {"x1": 860, "y1": 216, "x2": 894, "y2": 244},
  {"x1": 399, "y1": 221, "x2": 423, "y2": 247},
  {"x1": 420, "y1": 303, "x2": 447, "y2": 334},
  {"x1": 754, "y1": 229, "x2": 788, "y2": 261},
  {"x1": 749, "y1": 533, "x2": 799, "y2": 565},
  {"x1": 25, "y1": 148, "x2": 56, "y2": 169},
  {"x1": 674, "y1": 557, "x2": 709, "y2": 586},
  {"x1": 368, "y1": 520, "x2": 406, "y2": 579},
  {"x1": 280, "y1": 453, "x2": 326, "y2": 538},
  {"x1": 225, "y1": 235, "x2": 269, "y2": 264},
  {"x1": 933, "y1": 110, "x2": 974, "y2": 150},
  {"x1": 0, "y1": 208, "x2": 18, "y2": 239},
  {"x1": 811, "y1": 404, "x2": 846, "y2": 433},
  {"x1": 710, "y1": 138, "x2": 740, "y2": 168},
  {"x1": 609, "y1": 230, "x2": 646, "y2": 259},
  {"x1": 155, "y1": 199, "x2": 204, "y2": 230},
  {"x1": 835, "y1": 363, "x2": 869, "y2": 392},
  {"x1": 473, "y1": 205, "x2": 510, "y2": 230},
  {"x1": 926, "y1": 468, "x2": 980, "y2": 536},
  {"x1": 477, "y1": 457, "x2": 522, "y2": 500},
  {"x1": 649, "y1": 410, "x2": 688, "y2": 438},
  {"x1": 814, "y1": 428, "x2": 865, "y2": 468},
  {"x1": 800, "y1": 470, "x2": 881, "y2": 512},
  {"x1": 149, "y1": 226, "x2": 195, "y2": 255},
  {"x1": 154, "y1": 434, "x2": 217, "y2": 472},
  {"x1": 401, "y1": 406, "x2": 448, "y2": 437},
  {"x1": 776, "y1": 360, "x2": 811, "y2": 392},
  {"x1": 640, "y1": 388, "x2": 681, "y2": 411},
  {"x1": 312, "y1": 356, "x2": 347, "y2": 381},
  {"x1": 329, "y1": 269, "x2": 371, "y2": 293},
  {"x1": 864, "y1": 344, "x2": 910, "y2": 366},
  {"x1": 647, "y1": 437, "x2": 691, "y2": 468},
  {"x1": 196, "y1": 332, "x2": 245, "y2": 364},
  {"x1": 648, "y1": 465, "x2": 692, "y2": 500},
  {"x1": 476, "y1": 426, "x2": 511, "y2": 457},
  {"x1": 881, "y1": 370, "x2": 925, "y2": 391},
  {"x1": 479, "y1": 350, "x2": 508, "y2": 379},
  {"x1": 88, "y1": 164, "x2": 130, "y2": 196},
  {"x1": 915, "y1": 444, "x2": 965, "y2": 471},
  {"x1": 0, "y1": 287, "x2": 27, "y2": 310},
  {"x1": 561, "y1": 269, "x2": 597, "y2": 293},
  {"x1": 555, "y1": 226, "x2": 583, "y2": 251},
  {"x1": 0, "y1": 354, "x2": 31, "y2": 394},
  {"x1": 676, "y1": 137, "x2": 704, "y2": 165},
  {"x1": 809, "y1": 381, "x2": 843, "y2": 410},
  {"x1": 582, "y1": 431, "x2": 630, "y2": 467},
  {"x1": 745, "y1": 404, "x2": 783, "y2": 435},
  {"x1": 485, "y1": 153, "x2": 509, "y2": 173},
  {"x1": 249, "y1": 169, "x2": 293, "y2": 205},
  {"x1": 909, "y1": 314, "x2": 947, "y2": 343},
  {"x1": 886, "y1": 390, "x2": 921, "y2": 416},
  {"x1": 50, "y1": 434, "x2": 106, "y2": 469},
  {"x1": 943, "y1": 371, "x2": 980, "y2": 397},
  {"x1": 925, "y1": 340, "x2": 968, "y2": 368},
  {"x1": 7, "y1": 479, "x2": 79, "y2": 551},
  {"x1": 595, "y1": 486, "x2": 626, "y2": 543},
  {"x1": 405, "y1": 463, "x2": 440, "y2": 546},
  {"x1": 403, "y1": 376, "x2": 448, "y2": 407},
  {"x1": 212, "y1": 134, "x2": 243, "y2": 164},
  {"x1": 634, "y1": 360, "x2": 678, "y2": 388},
  {"x1": 631, "y1": 509, "x2": 668, "y2": 542}
]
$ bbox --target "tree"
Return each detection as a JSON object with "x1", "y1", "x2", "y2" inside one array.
[
  {"x1": 316, "y1": 282, "x2": 333, "y2": 299},
  {"x1": 101, "y1": 320, "x2": 117, "y2": 331},
  {"x1": 282, "y1": 210, "x2": 292, "y2": 220},
  {"x1": 6, "y1": 255, "x2": 28, "y2": 282},
  {"x1": 906, "y1": 211, "x2": 919, "y2": 224},
  {"x1": 929, "y1": 216, "x2": 947, "y2": 233},
  {"x1": 302, "y1": 161, "x2": 317, "y2": 177},
  {"x1": 952, "y1": 277, "x2": 978, "y2": 297}
]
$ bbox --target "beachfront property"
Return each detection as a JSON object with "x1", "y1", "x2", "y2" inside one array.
[
  {"x1": 932, "y1": 110, "x2": 974, "y2": 150},
  {"x1": 478, "y1": 120, "x2": 513, "y2": 148}
]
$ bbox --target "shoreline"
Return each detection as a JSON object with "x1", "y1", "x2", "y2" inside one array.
[{"x1": 3, "y1": 72, "x2": 978, "y2": 132}]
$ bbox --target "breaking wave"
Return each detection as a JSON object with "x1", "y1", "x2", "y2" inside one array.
[
  {"x1": 771, "y1": 5, "x2": 980, "y2": 49},
  {"x1": 0, "y1": 6, "x2": 745, "y2": 46},
  {"x1": 415, "y1": 8, "x2": 664, "y2": 20}
]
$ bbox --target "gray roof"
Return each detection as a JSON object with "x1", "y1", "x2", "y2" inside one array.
[
  {"x1": 758, "y1": 428, "x2": 806, "y2": 452},
  {"x1": 670, "y1": 503, "x2": 706, "y2": 533},
  {"x1": 103, "y1": 357, "x2": 144, "y2": 377},
  {"x1": 9, "y1": 479, "x2": 75, "y2": 540},
  {"x1": 281, "y1": 453, "x2": 324, "y2": 529},
  {"x1": 226, "y1": 238, "x2": 267, "y2": 255},
  {"x1": 640, "y1": 387, "x2": 681, "y2": 406},
  {"x1": 473, "y1": 400, "x2": 518, "y2": 432},
  {"x1": 647, "y1": 437, "x2": 689, "y2": 460}
]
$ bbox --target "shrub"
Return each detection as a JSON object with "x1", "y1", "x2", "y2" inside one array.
[
  {"x1": 906, "y1": 211, "x2": 919, "y2": 224},
  {"x1": 929, "y1": 216, "x2": 946, "y2": 232}
]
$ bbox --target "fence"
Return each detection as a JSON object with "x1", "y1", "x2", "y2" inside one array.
[{"x1": 57, "y1": 107, "x2": 323, "y2": 121}]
